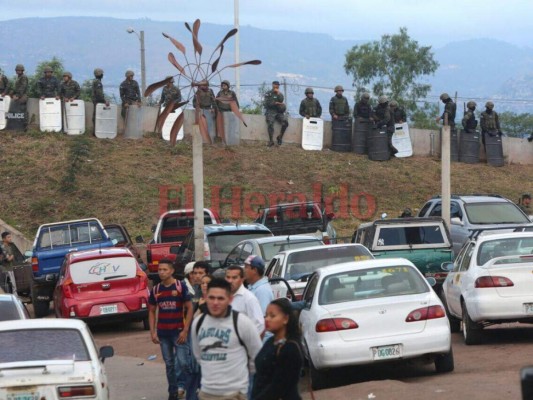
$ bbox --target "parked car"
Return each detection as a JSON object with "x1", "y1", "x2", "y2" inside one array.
[
  {"x1": 175, "y1": 223, "x2": 273, "y2": 276},
  {"x1": 299, "y1": 258, "x2": 453, "y2": 390},
  {"x1": 145, "y1": 208, "x2": 221, "y2": 280},
  {"x1": 352, "y1": 217, "x2": 453, "y2": 287},
  {"x1": 222, "y1": 235, "x2": 323, "y2": 269},
  {"x1": 266, "y1": 244, "x2": 373, "y2": 300},
  {"x1": 0, "y1": 319, "x2": 114, "y2": 399},
  {"x1": 53, "y1": 247, "x2": 150, "y2": 329},
  {"x1": 29, "y1": 218, "x2": 115, "y2": 318},
  {"x1": 418, "y1": 194, "x2": 532, "y2": 255},
  {"x1": 0, "y1": 294, "x2": 30, "y2": 320},
  {"x1": 104, "y1": 223, "x2": 146, "y2": 270},
  {"x1": 255, "y1": 201, "x2": 337, "y2": 244},
  {"x1": 441, "y1": 231, "x2": 533, "y2": 345}
]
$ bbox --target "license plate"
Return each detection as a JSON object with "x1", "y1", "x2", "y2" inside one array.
[
  {"x1": 524, "y1": 303, "x2": 533, "y2": 315},
  {"x1": 372, "y1": 344, "x2": 402, "y2": 360},
  {"x1": 100, "y1": 304, "x2": 118, "y2": 314},
  {"x1": 7, "y1": 393, "x2": 39, "y2": 400}
]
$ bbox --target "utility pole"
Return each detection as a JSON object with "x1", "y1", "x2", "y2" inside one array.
[
  {"x1": 234, "y1": 0, "x2": 240, "y2": 100},
  {"x1": 192, "y1": 124, "x2": 205, "y2": 261},
  {"x1": 140, "y1": 30, "x2": 146, "y2": 102},
  {"x1": 441, "y1": 113, "x2": 451, "y2": 229}
]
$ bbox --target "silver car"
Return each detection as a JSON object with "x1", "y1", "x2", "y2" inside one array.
[{"x1": 0, "y1": 294, "x2": 29, "y2": 321}]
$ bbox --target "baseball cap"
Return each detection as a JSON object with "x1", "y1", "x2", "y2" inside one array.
[
  {"x1": 184, "y1": 262, "x2": 195, "y2": 276},
  {"x1": 244, "y1": 255, "x2": 265, "y2": 271}
]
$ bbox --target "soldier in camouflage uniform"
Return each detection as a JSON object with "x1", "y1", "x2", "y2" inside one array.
[
  {"x1": 480, "y1": 101, "x2": 501, "y2": 146},
  {"x1": 462, "y1": 101, "x2": 477, "y2": 133},
  {"x1": 216, "y1": 80, "x2": 239, "y2": 112},
  {"x1": 193, "y1": 81, "x2": 218, "y2": 142},
  {"x1": 160, "y1": 76, "x2": 182, "y2": 107},
  {"x1": 59, "y1": 72, "x2": 81, "y2": 102},
  {"x1": 37, "y1": 66, "x2": 60, "y2": 99},
  {"x1": 0, "y1": 71, "x2": 9, "y2": 97},
  {"x1": 119, "y1": 70, "x2": 141, "y2": 120},
  {"x1": 353, "y1": 92, "x2": 372, "y2": 122},
  {"x1": 8, "y1": 64, "x2": 29, "y2": 129},
  {"x1": 389, "y1": 100, "x2": 407, "y2": 123},
  {"x1": 329, "y1": 85, "x2": 350, "y2": 120},
  {"x1": 264, "y1": 80, "x2": 288, "y2": 146},
  {"x1": 91, "y1": 68, "x2": 109, "y2": 133},
  {"x1": 299, "y1": 87, "x2": 322, "y2": 118},
  {"x1": 372, "y1": 95, "x2": 397, "y2": 155},
  {"x1": 436, "y1": 93, "x2": 456, "y2": 128}
]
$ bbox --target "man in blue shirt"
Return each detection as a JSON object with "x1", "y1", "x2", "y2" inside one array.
[{"x1": 243, "y1": 255, "x2": 273, "y2": 315}]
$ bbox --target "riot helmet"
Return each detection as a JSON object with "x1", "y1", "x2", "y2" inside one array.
[
  {"x1": 440, "y1": 93, "x2": 450, "y2": 101},
  {"x1": 63, "y1": 71, "x2": 72, "y2": 79},
  {"x1": 334, "y1": 85, "x2": 344, "y2": 92},
  {"x1": 305, "y1": 87, "x2": 314, "y2": 94},
  {"x1": 94, "y1": 68, "x2": 104, "y2": 77},
  {"x1": 221, "y1": 80, "x2": 230, "y2": 88},
  {"x1": 390, "y1": 100, "x2": 398, "y2": 107},
  {"x1": 125, "y1": 70, "x2": 134, "y2": 77},
  {"x1": 485, "y1": 101, "x2": 494, "y2": 109},
  {"x1": 467, "y1": 100, "x2": 476, "y2": 109},
  {"x1": 361, "y1": 92, "x2": 370, "y2": 100},
  {"x1": 378, "y1": 95, "x2": 388, "y2": 104},
  {"x1": 15, "y1": 64, "x2": 25, "y2": 71},
  {"x1": 43, "y1": 66, "x2": 53, "y2": 73}
]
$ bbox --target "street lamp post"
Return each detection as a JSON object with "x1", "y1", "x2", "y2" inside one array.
[{"x1": 127, "y1": 28, "x2": 146, "y2": 102}]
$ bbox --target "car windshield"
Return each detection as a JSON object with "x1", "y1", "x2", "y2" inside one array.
[
  {"x1": 465, "y1": 203, "x2": 530, "y2": 224},
  {"x1": 477, "y1": 237, "x2": 533, "y2": 265},
  {"x1": 284, "y1": 246, "x2": 373, "y2": 280},
  {"x1": 259, "y1": 239, "x2": 322, "y2": 261},
  {"x1": 160, "y1": 212, "x2": 215, "y2": 243},
  {"x1": 208, "y1": 232, "x2": 271, "y2": 260},
  {"x1": 375, "y1": 224, "x2": 448, "y2": 248},
  {"x1": 0, "y1": 301, "x2": 23, "y2": 321},
  {"x1": 319, "y1": 265, "x2": 429, "y2": 305},
  {"x1": 0, "y1": 329, "x2": 90, "y2": 362},
  {"x1": 38, "y1": 221, "x2": 103, "y2": 249},
  {"x1": 70, "y1": 256, "x2": 137, "y2": 283}
]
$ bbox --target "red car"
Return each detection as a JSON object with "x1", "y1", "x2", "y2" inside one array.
[{"x1": 53, "y1": 247, "x2": 149, "y2": 329}]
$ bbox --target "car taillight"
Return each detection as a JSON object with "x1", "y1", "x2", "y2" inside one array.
[
  {"x1": 137, "y1": 272, "x2": 148, "y2": 290},
  {"x1": 475, "y1": 276, "x2": 514, "y2": 288},
  {"x1": 315, "y1": 318, "x2": 358, "y2": 332},
  {"x1": 31, "y1": 257, "x2": 39, "y2": 272},
  {"x1": 58, "y1": 385, "x2": 95, "y2": 397},
  {"x1": 63, "y1": 277, "x2": 74, "y2": 299},
  {"x1": 405, "y1": 305, "x2": 445, "y2": 322}
]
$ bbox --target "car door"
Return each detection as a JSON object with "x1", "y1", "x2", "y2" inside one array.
[
  {"x1": 267, "y1": 255, "x2": 286, "y2": 298},
  {"x1": 299, "y1": 273, "x2": 320, "y2": 355},
  {"x1": 224, "y1": 243, "x2": 245, "y2": 268},
  {"x1": 53, "y1": 259, "x2": 69, "y2": 316},
  {"x1": 445, "y1": 242, "x2": 474, "y2": 316}
]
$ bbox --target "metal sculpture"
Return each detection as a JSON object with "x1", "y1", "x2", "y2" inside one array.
[{"x1": 144, "y1": 19, "x2": 261, "y2": 145}]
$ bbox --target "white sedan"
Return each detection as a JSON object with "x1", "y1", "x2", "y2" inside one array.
[
  {"x1": 299, "y1": 258, "x2": 453, "y2": 390},
  {"x1": 0, "y1": 319, "x2": 114, "y2": 400},
  {"x1": 442, "y1": 232, "x2": 533, "y2": 345}
]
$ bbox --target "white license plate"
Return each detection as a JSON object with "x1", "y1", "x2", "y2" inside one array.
[
  {"x1": 7, "y1": 393, "x2": 39, "y2": 400},
  {"x1": 100, "y1": 304, "x2": 118, "y2": 314},
  {"x1": 524, "y1": 303, "x2": 533, "y2": 315},
  {"x1": 372, "y1": 344, "x2": 402, "y2": 360}
]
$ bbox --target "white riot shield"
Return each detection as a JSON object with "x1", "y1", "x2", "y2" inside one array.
[
  {"x1": 39, "y1": 98, "x2": 62, "y2": 132},
  {"x1": 124, "y1": 106, "x2": 144, "y2": 139},
  {"x1": 302, "y1": 117, "x2": 324, "y2": 150},
  {"x1": 63, "y1": 100, "x2": 86, "y2": 135},
  {"x1": 95, "y1": 103, "x2": 118, "y2": 139},
  {"x1": 392, "y1": 123, "x2": 413, "y2": 158},
  {"x1": 161, "y1": 107, "x2": 184, "y2": 142},
  {"x1": 223, "y1": 112, "x2": 240, "y2": 146},
  {"x1": 0, "y1": 96, "x2": 11, "y2": 130},
  {"x1": 201, "y1": 109, "x2": 216, "y2": 143}
]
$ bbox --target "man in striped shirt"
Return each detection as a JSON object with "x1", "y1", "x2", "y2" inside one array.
[{"x1": 149, "y1": 259, "x2": 193, "y2": 400}]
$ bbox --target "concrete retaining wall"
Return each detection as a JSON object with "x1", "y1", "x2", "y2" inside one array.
[{"x1": 0, "y1": 218, "x2": 32, "y2": 253}]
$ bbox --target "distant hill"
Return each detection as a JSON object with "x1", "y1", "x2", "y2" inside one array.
[{"x1": 1, "y1": 17, "x2": 532, "y2": 112}]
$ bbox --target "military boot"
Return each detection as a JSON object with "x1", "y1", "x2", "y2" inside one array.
[
  {"x1": 277, "y1": 127, "x2": 287, "y2": 145},
  {"x1": 268, "y1": 132, "x2": 274, "y2": 147}
]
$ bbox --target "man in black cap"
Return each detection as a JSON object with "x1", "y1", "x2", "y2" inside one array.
[
  {"x1": 263, "y1": 80, "x2": 288, "y2": 146},
  {"x1": 518, "y1": 193, "x2": 531, "y2": 215}
]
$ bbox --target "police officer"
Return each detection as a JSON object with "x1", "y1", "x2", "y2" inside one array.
[
  {"x1": 263, "y1": 80, "x2": 288, "y2": 146},
  {"x1": 59, "y1": 72, "x2": 81, "y2": 102},
  {"x1": 372, "y1": 95, "x2": 396, "y2": 155},
  {"x1": 119, "y1": 70, "x2": 141, "y2": 120},
  {"x1": 299, "y1": 87, "x2": 322, "y2": 118},
  {"x1": 37, "y1": 66, "x2": 60, "y2": 100},
  {"x1": 91, "y1": 68, "x2": 109, "y2": 133},
  {"x1": 353, "y1": 92, "x2": 372, "y2": 121},
  {"x1": 389, "y1": 100, "x2": 407, "y2": 123},
  {"x1": 216, "y1": 80, "x2": 238, "y2": 112},
  {"x1": 436, "y1": 93, "x2": 456, "y2": 128},
  {"x1": 8, "y1": 64, "x2": 29, "y2": 130},
  {"x1": 329, "y1": 85, "x2": 350, "y2": 120},
  {"x1": 480, "y1": 101, "x2": 501, "y2": 140},
  {"x1": 462, "y1": 101, "x2": 477, "y2": 133},
  {"x1": 160, "y1": 76, "x2": 182, "y2": 107}
]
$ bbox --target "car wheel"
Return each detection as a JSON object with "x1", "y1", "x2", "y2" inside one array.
[
  {"x1": 309, "y1": 360, "x2": 328, "y2": 391},
  {"x1": 443, "y1": 297, "x2": 461, "y2": 333},
  {"x1": 142, "y1": 318, "x2": 150, "y2": 331},
  {"x1": 462, "y1": 302, "x2": 482, "y2": 345},
  {"x1": 434, "y1": 348, "x2": 454, "y2": 373}
]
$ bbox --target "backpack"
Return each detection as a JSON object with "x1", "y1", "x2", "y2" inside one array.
[
  {"x1": 195, "y1": 309, "x2": 246, "y2": 351},
  {"x1": 153, "y1": 279, "x2": 182, "y2": 298}
]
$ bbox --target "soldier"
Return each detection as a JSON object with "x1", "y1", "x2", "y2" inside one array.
[
  {"x1": 390, "y1": 100, "x2": 407, "y2": 123},
  {"x1": 0, "y1": 70, "x2": 9, "y2": 97},
  {"x1": 193, "y1": 81, "x2": 217, "y2": 142},
  {"x1": 372, "y1": 95, "x2": 396, "y2": 155},
  {"x1": 263, "y1": 80, "x2": 288, "y2": 146},
  {"x1": 216, "y1": 80, "x2": 238, "y2": 112},
  {"x1": 299, "y1": 87, "x2": 322, "y2": 119},
  {"x1": 353, "y1": 92, "x2": 372, "y2": 121},
  {"x1": 37, "y1": 66, "x2": 60, "y2": 99},
  {"x1": 480, "y1": 101, "x2": 501, "y2": 140},
  {"x1": 91, "y1": 68, "x2": 109, "y2": 134},
  {"x1": 159, "y1": 76, "x2": 182, "y2": 107},
  {"x1": 8, "y1": 64, "x2": 29, "y2": 130},
  {"x1": 518, "y1": 193, "x2": 531, "y2": 215},
  {"x1": 59, "y1": 72, "x2": 81, "y2": 102},
  {"x1": 436, "y1": 93, "x2": 457, "y2": 128},
  {"x1": 462, "y1": 101, "x2": 478, "y2": 133},
  {"x1": 329, "y1": 85, "x2": 350, "y2": 120},
  {"x1": 119, "y1": 70, "x2": 141, "y2": 120}
]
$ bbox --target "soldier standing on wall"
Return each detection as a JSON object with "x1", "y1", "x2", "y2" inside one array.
[
  {"x1": 263, "y1": 80, "x2": 288, "y2": 147},
  {"x1": 299, "y1": 87, "x2": 322, "y2": 119},
  {"x1": 91, "y1": 68, "x2": 109, "y2": 135},
  {"x1": 8, "y1": 64, "x2": 29, "y2": 130},
  {"x1": 436, "y1": 93, "x2": 456, "y2": 128},
  {"x1": 480, "y1": 101, "x2": 501, "y2": 146},
  {"x1": 353, "y1": 92, "x2": 372, "y2": 122},
  {"x1": 389, "y1": 100, "x2": 407, "y2": 123},
  {"x1": 372, "y1": 95, "x2": 396, "y2": 155},
  {"x1": 37, "y1": 66, "x2": 60, "y2": 100},
  {"x1": 329, "y1": 85, "x2": 350, "y2": 120},
  {"x1": 462, "y1": 101, "x2": 477, "y2": 133},
  {"x1": 119, "y1": 70, "x2": 141, "y2": 121}
]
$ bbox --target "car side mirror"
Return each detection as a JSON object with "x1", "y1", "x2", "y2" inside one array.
[
  {"x1": 381, "y1": 213, "x2": 388, "y2": 220},
  {"x1": 451, "y1": 217, "x2": 463, "y2": 226},
  {"x1": 521, "y1": 366, "x2": 533, "y2": 399},
  {"x1": 135, "y1": 235, "x2": 144, "y2": 244},
  {"x1": 99, "y1": 345, "x2": 114, "y2": 363},
  {"x1": 24, "y1": 250, "x2": 33, "y2": 258},
  {"x1": 441, "y1": 261, "x2": 454, "y2": 272},
  {"x1": 111, "y1": 239, "x2": 118, "y2": 245},
  {"x1": 426, "y1": 277, "x2": 437, "y2": 287},
  {"x1": 170, "y1": 246, "x2": 180, "y2": 255}
]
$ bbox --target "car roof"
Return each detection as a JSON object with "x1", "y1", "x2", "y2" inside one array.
[
  {"x1": 237, "y1": 235, "x2": 321, "y2": 245},
  {"x1": 276, "y1": 243, "x2": 367, "y2": 256},
  {"x1": 362, "y1": 217, "x2": 445, "y2": 227},
  {"x1": 203, "y1": 223, "x2": 271, "y2": 233},
  {"x1": 67, "y1": 247, "x2": 134, "y2": 263},
  {"x1": 161, "y1": 208, "x2": 215, "y2": 216},
  {"x1": 474, "y1": 231, "x2": 533, "y2": 243},
  {"x1": 429, "y1": 194, "x2": 511, "y2": 204},
  {"x1": 0, "y1": 294, "x2": 20, "y2": 303},
  {"x1": 316, "y1": 257, "x2": 417, "y2": 277},
  {"x1": 0, "y1": 318, "x2": 88, "y2": 331},
  {"x1": 37, "y1": 218, "x2": 102, "y2": 228}
]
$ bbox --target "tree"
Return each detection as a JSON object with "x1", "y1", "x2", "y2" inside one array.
[
  {"x1": 241, "y1": 82, "x2": 268, "y2": 115},
  {"x1": 344, "y1": 27, "x2": 439, "y2": 112},
  {"x1": 28, "y1": 57, "x2": 65, "y2": 98},
  {"x1": 498, "y1": 111, "x2": 533, "y2": 138}
]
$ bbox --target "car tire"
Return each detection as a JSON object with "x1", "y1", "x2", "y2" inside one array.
[
  {"x1": 309, "y1": 360, "x2": 328, "y2": 391},
  {"x1": 434, "y1": 348, "x2": 454, "y2": 373},
  {"x1": 462, "y1": 302, "x2": 482, "y2": 345},
  {"x1": 442, "y1": 296, "x2": 461, "y2": 333},
  {"x1": 142, "y1": 318, "x2": 150, "y2": 331}
]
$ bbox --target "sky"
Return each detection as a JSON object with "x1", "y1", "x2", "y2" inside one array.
[{"x1": 3, "y1": 0, "x2": 533, "y2": 48}]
